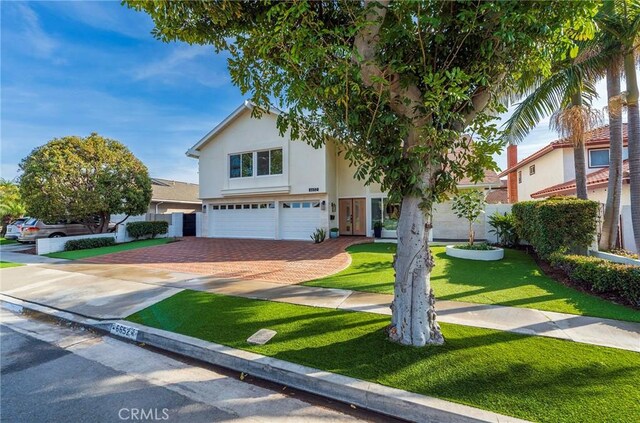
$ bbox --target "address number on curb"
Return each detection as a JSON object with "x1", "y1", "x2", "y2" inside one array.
[{"x1": 110, "y1": 323, "x2": 139, "y2": 341}]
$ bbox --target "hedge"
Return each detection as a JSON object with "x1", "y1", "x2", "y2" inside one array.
[
  {"x1": 550, "y1": 253, "x2": 640, "y2": 306},
  {"x1": 512, "y1": 197, "x2": 599, "y2": 258},
  {"x1": 126, "y1": 221, "x2": 169, "y2": 239},
  {"x1": 65, "y1": 237, "x2": 115, "y2": 251}
]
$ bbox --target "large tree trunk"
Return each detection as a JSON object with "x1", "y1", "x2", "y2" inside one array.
[
  {"x1": 573, "y1": 144, "x2": 588, "y2": 200},
  {"x1": 389, "y1": 186, "x2": 444, "y2": 347},
  {"x1": 600, "y1": 63, "x2": 623, "y2": 250},
  {"x1": 624, "y1": 52, "x2": 640, "y2": 252}
]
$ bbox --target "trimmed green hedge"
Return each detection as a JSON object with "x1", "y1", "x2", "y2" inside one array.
[
  {"x1": 65, "y1": 237, "x2": 115, "y2": 251},
  {"x1": 126, "y1": 221, "x2": 169, "y2": 239},
  {"x1": 550, "y1": 253, "x2": 640, "y2": 306},
  {"x1": 512, "y1": 198, "x2": 599, "y2": 258}
]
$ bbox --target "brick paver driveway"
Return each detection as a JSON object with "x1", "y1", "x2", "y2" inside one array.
[{"x1": 83, "y1": 237, "x2": 371, "y2": 284}]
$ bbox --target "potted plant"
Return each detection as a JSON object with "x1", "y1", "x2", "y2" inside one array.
[
  {"x1": 329, "y1": 227, "x2": 339, "y2": 239},
  {"x1": 447, "y1": 190, "x2": 504, "y2": 261},
  {"x1": 373, "y1": 221, "x2": 383, "y2": 238}
]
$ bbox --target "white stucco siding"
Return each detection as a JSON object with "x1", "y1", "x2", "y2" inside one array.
[
  {"x1": 197, "y1": 109, "x2": 325, "y2": 200},
  {"x1": 335, "y1": 152, "x2": 382, "y2": 198},
  {"x1": 517, "y1": 149, "x2": 566, "y2": 201},
  {"x1": 432, "y1": 199, "x2": 486, "y2": 241}
]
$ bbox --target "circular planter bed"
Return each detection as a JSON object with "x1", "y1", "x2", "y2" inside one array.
[{"x1": 445, "y1": 245, "x2": 504, "y2": 261}]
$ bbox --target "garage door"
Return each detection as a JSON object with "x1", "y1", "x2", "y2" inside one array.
[
  {"x1": 210, "y1": 202, "x2": 276, "y2": 239},
  {"x1": 280, "y1": 201, "x2": 323, "y2": 240}
]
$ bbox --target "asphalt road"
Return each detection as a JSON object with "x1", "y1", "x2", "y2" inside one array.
[{"x1": 0, "y1": 309, "x2": 389, "y2": 422}]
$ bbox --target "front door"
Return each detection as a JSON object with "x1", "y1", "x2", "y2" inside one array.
[{"x1": 339, "y1": 198, "x2": 366, "y2": 236}]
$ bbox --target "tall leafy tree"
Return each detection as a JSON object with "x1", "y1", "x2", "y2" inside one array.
[
  {"x1": 128, "y1": 0, "x2": 598, "y2": 346},
  {"x1": 19, "y1": 133, "x2": 152, "y2": 232},
  {"x1": 0, "y1": 179, "x2": 26, "y2": 237}
]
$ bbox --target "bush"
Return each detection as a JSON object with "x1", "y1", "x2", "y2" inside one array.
[
  {"x1": 550, "y1": 252, "x2": 640, "y2": 306},
  {"x1": 65, "y1": 237, "x2": 115, "y2": 251},
  {"x1": 512, "y1": 198, "x2": 598, "y2": 258},
  {"x1": 487, "y1": 212, "x2": 518, "y2": 247},
  {"x1": 127, "y1": 221, "x2": 169, "y2": 239}
]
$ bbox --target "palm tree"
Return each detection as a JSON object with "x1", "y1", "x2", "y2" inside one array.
[{"x1": 503, "y1": 52, "x2": 604, "y2": 201}]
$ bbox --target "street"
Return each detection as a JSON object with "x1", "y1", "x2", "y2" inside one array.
[{"x1": 0, "y1": 308, "x2": 386, "y2": 422}]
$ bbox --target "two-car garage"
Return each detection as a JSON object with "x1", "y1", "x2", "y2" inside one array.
[{"x1": 209, "y1": 200, "x2": 324, "y2": 240}]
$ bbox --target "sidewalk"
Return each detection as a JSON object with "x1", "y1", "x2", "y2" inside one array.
[
  {"x1": 1, "y1": 262, "x2": 639, "y2": 351},
  {"x1": 0, "y1": 250, "x2": 67, "y2": 265}
]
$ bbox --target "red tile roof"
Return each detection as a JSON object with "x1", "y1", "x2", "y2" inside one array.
[
  {"x1": 530, "y1": 160, "x2": 630, "y2": 198},
  {"x1": 498, "y1": 124, "x2": 628, "y2": 178}
]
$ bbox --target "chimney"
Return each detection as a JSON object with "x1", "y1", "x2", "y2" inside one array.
[{"x1": 506, "y1": 144, "x2": 518, "y2": 203}]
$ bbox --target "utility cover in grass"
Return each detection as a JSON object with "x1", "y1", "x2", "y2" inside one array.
[{"x1": 247, "y1": 329, "x2": 277, "y2": 345}]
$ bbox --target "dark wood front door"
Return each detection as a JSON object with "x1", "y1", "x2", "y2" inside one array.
[{"x1": 339, "y1": 198, "x2": 366, "y2": 236}]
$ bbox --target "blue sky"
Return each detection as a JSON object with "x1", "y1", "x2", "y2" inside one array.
[{"x1": 1, "y1": 1, "x2": 613, "y2": 184}]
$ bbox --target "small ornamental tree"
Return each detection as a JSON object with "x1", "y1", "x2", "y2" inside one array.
[
  {"x1": 451, "y1": 190, "x2": 486, "y2": 245},
  {"x1": 128, "y1": 0, "x2": 599, "y2": 346},
  {"x1": 19, "y1": 133, "x2": 152, "y2": 233},
  {"x1": 0, "y1": 179, "x2": 26, "y2": 237}
]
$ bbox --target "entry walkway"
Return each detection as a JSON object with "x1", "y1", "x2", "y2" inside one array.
[{"x1": 1, "y1": 262, "x2": 638, "y2": 352}]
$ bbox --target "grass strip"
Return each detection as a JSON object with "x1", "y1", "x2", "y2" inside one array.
[
  {"x1": 303, "y1": 243, "x2": 640, "y2": 322},
  {"x1": 46, "y1": 238, "x2": 172, "y2": 260},
  {"x1": 128, "y1": 290, "x2": 640, "y2": 423}
]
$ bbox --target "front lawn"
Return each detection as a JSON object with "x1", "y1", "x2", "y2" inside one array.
[
  {"x1": 128, "y1": 290, "x2": 640, "y2": 423},
  {"x1": 0, "y1": 238, "x2": 17, "y2": 245},
  {"x1": 303, "y1": 243, "x2": 640, "y2": 322},
  {"x1": 46, "y1": 238, "x2": 173, "y2": 260},
  {"x1": 0, "y1": 261, "x2": 24, "y2": 268}
]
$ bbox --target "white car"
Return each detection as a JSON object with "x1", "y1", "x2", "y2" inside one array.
[{"x1": 5, "y1": 217, "x2": 28, "y2": 240}]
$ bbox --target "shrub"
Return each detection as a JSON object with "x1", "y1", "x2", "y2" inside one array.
[
  {"x1": 65, "y1": 237, "x2": 115, "y2": 251},
  {"x1": 451, "y1": 190, "x2": 486, "y2": 245},
  {"x1": 127, "y1": 221, "x2": 169, "y2": 239},
  {"x1": 454, "y1": 242, "x2": 494, "y2": 251},
  {"x1": 311, "y1": 228, "x2": 326, "y2": 243},
  {"x1": 487, "y1": 212, "x2": 518, "y2": 247},
  {"x1": 550, "y1": 252, "x2": 640, "y2": 306},
  {"x1": 512, "y1": 198, "x2": 598, "y2": 258}
]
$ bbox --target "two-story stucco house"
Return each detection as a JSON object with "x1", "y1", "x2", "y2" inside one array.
[
  {"x1": 499, "y1": 124, "x2": 630, "y2": 205},
  {"x1": 187, "y1": 101, "x2": 501, "y2": 241}
]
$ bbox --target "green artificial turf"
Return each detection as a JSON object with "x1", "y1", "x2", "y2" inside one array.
[
  {"x1": 0, "y1": 238, "x2": 17, "y2": 245},
  {"x1": 0, "y1": 261, "x2": 23, "y2": 268},
  {"x1": 128, "y1": 290, "x2": 640, "y2": 423},
  {"x1": 46, "y1": 238, "x2": 172, "y2": 260},
  {"x1": 303, "y1": 243, "x2": 640, "y2": 322}
]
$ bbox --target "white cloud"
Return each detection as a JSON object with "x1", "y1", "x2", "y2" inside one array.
[
  {"x1": 133, "y1": 45, "x2": 230, "y2": 88},
  {"x1": 6, "y1": 3, "x2": 58, "y2": 58}
]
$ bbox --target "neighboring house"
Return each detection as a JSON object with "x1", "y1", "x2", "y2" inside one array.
[
  {"x1": 148, "y1": 178, "x2": 201, "y2": 214},
  {"x1": 187, "y1": 101, "x2": 501, "y2": 241},
  {"x1": 498, "y1": 124, "x2": 630, "y2": 204}
]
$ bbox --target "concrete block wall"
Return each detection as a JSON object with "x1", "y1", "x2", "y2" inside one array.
[{"x1": 37, "y1": 233, "x2": 116, "y2": 255}]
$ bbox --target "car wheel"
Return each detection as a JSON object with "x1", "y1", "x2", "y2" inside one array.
[{"x1": 49, "y1": 233, "x2": 66, "y2": 238}]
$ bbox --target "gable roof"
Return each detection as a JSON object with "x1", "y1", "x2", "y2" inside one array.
[
  {"x1": 498, "y1": 124, "x2": 628, "y2": 178},
  {"x1": 151, "y1": 178, "x2": 201, "y2": 204},
  {"x1": 530, "y1": 160, "x2": 630, "y2": 198},
  {"x1": 186, "y1": 101, "x2": 283, "y2": 158}
]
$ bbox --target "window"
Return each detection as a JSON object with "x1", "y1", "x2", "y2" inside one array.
[
  {"x1": 230, "y1": 152, "x2": 253, "y2": 178},
  {"x1": 371, "y1": 198, "x2": 400, "y2": 231},
  {"x1": 212, "y1": 205, "x2": 219, "y2": 210},
  {"x1": 529, "y1": 165, "x2": 535, "y2": 175},
  {"x1": 589, "y1": 148, "x2": 609, "y2": 168},
  {"x1": 518, "y1": 171, "x2": 522, "y2": 184},
  {"x1": 257, "y1": 149, "x2": 283, "y2": 176}
]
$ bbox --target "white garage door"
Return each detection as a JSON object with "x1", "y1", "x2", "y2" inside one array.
[
  {"x1": 280, "y1": 201, "x2": 323, "y2": 240},
  {"x1": 209, "y1": 202, "x2": 276, "y2": 239}
]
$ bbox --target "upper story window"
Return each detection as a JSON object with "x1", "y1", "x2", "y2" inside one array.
[
  {"x1": 230, "y1": 152, "x2": 253, "y2": 178},
  {"x1": 589, "y1": 148, "x2": 609, "y2": 168},
  {"x1": 518, "y1": 170, "x2": 522, "y2": 184},
  {"x1": 257, "y1": 149, "x2": 283, "y2": 176},
  {"x1": 529, "y1": 165, "x2": 535, "y2": 175},
  {"x1": 230, "y1": 148, "x2": 283, "y2": 178}
]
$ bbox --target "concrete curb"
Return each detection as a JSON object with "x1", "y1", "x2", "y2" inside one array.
[{"x1": 0, "y1": 295, "x2": 529, "y2": 423}]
